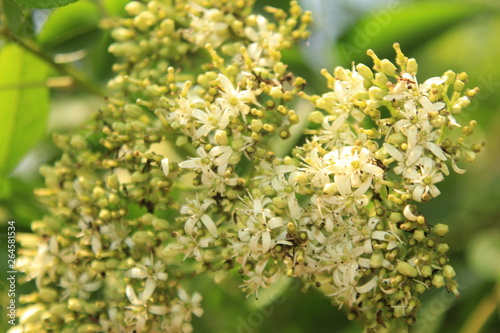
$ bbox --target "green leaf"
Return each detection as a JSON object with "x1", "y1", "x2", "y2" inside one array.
[
  {"x1": 14, "y1": 0, "x2": 78, "y2": 8},
  {"x1": 103, "y1": 0, "x2": 129, "y2": 17},
  {"x1": 0, "y1": 44, "x2": 50, "y2": 178},
  {"x1": 466, "y1": 229, "x2": 500, "y2": 281},
  {"x1": 2, "y1": 0, "x2": 23, "y2": 32},
  {"x1": 36, "y1": 0, "x2": 101, "y2": 53},
  {"x1": 336, "y1": 1, "x2": 486, "y2": 66}
]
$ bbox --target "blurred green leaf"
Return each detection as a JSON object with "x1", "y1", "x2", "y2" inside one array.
[
  {"x1": 336, "y1": 1, "x2": 486, "y2": 66},
  {"x1": 0, "y1": 43, "x2": 50, "y2": 178},
  {"x1": 36, "y1": 0, "x2": 100, "y2": 53},
  {"x1": 14, "y1": 0, "x2": 78, "y2": 8},
  {"x1": 2, "y1": 0, "x2": 23, "y2": 32},
  {"x1": 466, "y1": 229, "x2": 500, "y2": 281},
  {"x1": 103, "y1": 0, "x2": 129, "y2": 16}
]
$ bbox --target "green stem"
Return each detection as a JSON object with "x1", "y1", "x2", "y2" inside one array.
[
  {"x1": 458, "y1": 283, "x2": 500, "y2": 333},
  {"x1": 0, "y1": 27, "x2": 106, "y2": 96}
]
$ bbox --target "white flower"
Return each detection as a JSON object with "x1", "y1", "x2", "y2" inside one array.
[
  {"x1": 184, "y1": 7, "x2": 229, "y2": 48},
  {"x1": 125, "y1": 254, "x2": 168, "y2": 299},
  {"x1": 171, "y1": 288, "x2": 204, "y2": 325},
  {"x1": 216, "y1": 74, "x2": 258, "y2": 119},
  {"x1": 324, "y1": 146, "x2": 384, "y2": 197},
  {"x1": 100, "y1": 220, "x2": 135, "y2": 250},
  {"x1": 60, "y1": 269, "x2": 102, "y2": 300},
  {"x1": 384, "y1": 142, "x2": 422, "y2": 178},
  {"x1": 180, "y1": 194, "x2": 218, "y2": 237},
  {"x1": 125, "y1": 284, "x2": 168, "y2": 333},
  {"x1": 406, "y1": 157, "x2": 444, "y2": 202},
  {"x1": 238, "y1": 195, "x2": 284, "y2": 255},
  {"x1": 239, "y1": 259, "x2": 279, "y2": 298}
]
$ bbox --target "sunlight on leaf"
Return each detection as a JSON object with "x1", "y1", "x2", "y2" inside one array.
[{"x1": 0, "y1": 44, "x2": 50, "y2": 178}]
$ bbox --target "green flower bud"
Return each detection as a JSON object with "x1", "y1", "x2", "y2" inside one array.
[
  {"x1": 437, "y1": 243, "x2": 449, "y2": 253},
  {"x1": 434, "y1": 223, "x2": 449, "y2": 236},
  {"x1": 380, "y1": 59, "x2": 397, "y2": 76},
  {"x1": 432, "y1": 274, "x2": 445, "y2": 288},
  {"x1": 151, "y1": 218, "x2": 169, "y2": 231},
  {"x1": 215, "y1": 130, "x2": 229, "y2": 146},
  {"x1": 132, "y1": 230, "x2": 155, "y2": 245},
  {"x1": 443, "y1": 265, "x2": 456, "y2": 279},
  {"x1": 396, "y1": 261, "x2": 418, "y2": 278},
  {"x1": 356, "y1": 63, "x2": 373, "y2": 81},
  {"x1": 124, "y1": 104, "x2": 143, "y2": 118},
  {"x1": 68, "y1": 298, "x2": 86, "y2": 312},
  {"x1": 421, "y1": 265, "x2": 432, "y2": 278},
  {"x1": 369, "y1": 86, "x2": 385, "y2": 100},
  {"x1": 370, "y1": 251, "x2": 384, "y2": 268},
  {"x1": 39, "y1": 288, "x2": 58, "y2": 302},
  {"x1": 414, "y1": 229, "x2": 425, "y2": 242},
  {"x1": 406, "y1": 58, "x2": 418, "y2": 74}
]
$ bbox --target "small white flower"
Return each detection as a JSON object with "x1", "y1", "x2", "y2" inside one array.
[
  {"x1": 125, "y1": 254, "x2": 168, "y2": 299},
  {"x1": 180, "y1": 194, "x2": 218, "y2": 237},
  {"x1": 60, "y1": 269, "x2": 102, "y2": 300},
  {"x1": 125, "y1": 284, "x2": 168, "y2": 333},
  {"x1": 406, "y1": 157, "x2": 444, "y2": 202}
]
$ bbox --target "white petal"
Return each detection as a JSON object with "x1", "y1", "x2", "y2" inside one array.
[
  {"x1": 186, "y1": 216, "x2": 199, "y2": 235},
  {"x1": 179, "y1": 159, "x2": 202, "y2": 170},
  {"x1": 218, "y1": 74, "x2": 235, "y2": 93},
  {"x1": 407, "y1": 125, "x2": 418, "y2": 151},
  {"x1": 371, "y1": 231, "x2": 390, "y2": 241},
  {"x1": 412, "y1": 185, "x2": 425, "y2": 202},
  {"x1": 201, "y1": 214, "x2": 218, "y2": 237},
  {"x1": 429, "y1": 185, "x2": 441, "y2": 198},
  {"x1": 83, "y1": 280, "x2": 103, "y2": 292},
  {"x1": 142, "y1": 278, "x2": 156, "y2": 301},
  {"x1": 262, "y1": 231, "x2": 271, "y2": 253},
  {"x1": 424, "y1": 142, "x2": 447, "y2": 160},
  {"x1": 126, "y1": 268, "x2": 148, "y2": 279},
  {"x1": 268, "y1": 217, "x2": 283, "y2": 229},
  {"x1": 361, "y1": 163, "x2": 384, "y2": 176},
  {"x1": 451, "y1": 158, "x2": 467, "y2": 174},
  {"x1": 384, "y1": 143, "x2": 404, "y2": 162},
  {"x1": 161, "y1": 158, "x2": 169, "y2": 177},
  {"x1": 356, "y1": 276, "x2": 378, "y2": 294},
  {"x1": 403, "y1": 205, "x2": 418, "y2": 221},
  {"x1": 406, "y1": 145, "x2": 423, "y2": 166},
  {"x1": 335, "y1": 174, "x2": 351, "y2": 196},
  {"x1": 149, "y1": 305, "x2": 169, "y2": 315},
  {"x1": 126, "y1": 285, "x2": 140, "y2": 305},
  {"x1": 312, "y1": 228, "x2": 326, "y2": 244}
]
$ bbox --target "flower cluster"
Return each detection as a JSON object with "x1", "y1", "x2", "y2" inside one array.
[{"x1": 13, "y1": 0, "x2": 483, "y2": 332}]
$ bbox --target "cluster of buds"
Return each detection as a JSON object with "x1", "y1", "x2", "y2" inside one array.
[{"x1": 13, "y1": 0, "x2": 482, "y2": 332}]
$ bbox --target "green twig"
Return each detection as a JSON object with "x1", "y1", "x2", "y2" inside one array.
[{"x1": 0, "y1": 26, "x2": 106, "y2": 96}]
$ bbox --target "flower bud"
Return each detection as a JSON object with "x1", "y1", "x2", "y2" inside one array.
[
  {"x1": 432, "y1": 274, "x2": 445, "y2": 288},
  {"x1": 406, "y1": 58, "x2": 418, "y2": 74},
  {"x1": 370, "y1": 251, "x2": 383, "y2": 268},
  {"x1": 396, "y1": 261, "x2": 418, "y2": 277},
  {"x1": 443, "y1": 265, "x2": 456, "y2": 279},
  {"x1": 434, "y1": 223, "x2": 449, "y2": 236},
  {"x1": 215, "y1": 130, "x2": 229, "y2": 146},
  {"x1": 380, "y1": 59, "x2": 397, "y2": 76},
  {"x1": 356, "y1": 63, "x2": 373, "y2": 81}
]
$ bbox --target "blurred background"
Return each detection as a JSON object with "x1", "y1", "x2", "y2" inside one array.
[{"x1": 1, "y1": 0, "x2": 499, "y2": 332}]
